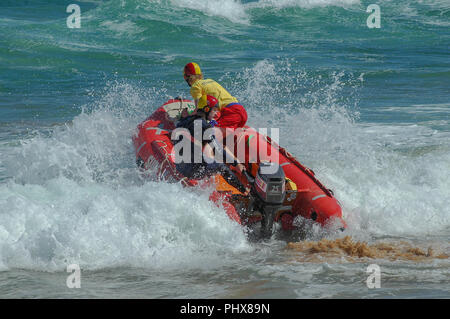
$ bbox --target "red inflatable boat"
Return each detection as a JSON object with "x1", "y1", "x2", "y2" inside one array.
[{"x1": 133, "y1": 98, "x2": 345, "y2": 238}]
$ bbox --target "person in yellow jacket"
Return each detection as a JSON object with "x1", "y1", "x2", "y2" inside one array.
[{"x1": 183, "y1": 62, "x2": 248, "y2": 129}]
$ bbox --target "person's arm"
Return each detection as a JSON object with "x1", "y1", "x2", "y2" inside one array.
[
  {"x1": 223, "y1": 144, "x2": 246, "y2": 173},
  {"x1": 219, "y1": 141, "x2": 249, "y2": 194},
  {"x1": 207, "y1": 136, "x2": 245, "y2": 171},
  {"x1": 222, "y1": 144, "x2": 238, "y2": 165},
  {"x1": 190, "y1": 82, "x2": 202, "y2": 108}
]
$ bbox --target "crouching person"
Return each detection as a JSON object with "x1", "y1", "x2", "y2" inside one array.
[{"x1": 172, "y1": 96, "x2": 245, "y2": 180}]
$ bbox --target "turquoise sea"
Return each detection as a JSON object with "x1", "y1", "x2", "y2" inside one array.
[{"x1": 0, "y1": 0, "x2": 449, "y2": 298}]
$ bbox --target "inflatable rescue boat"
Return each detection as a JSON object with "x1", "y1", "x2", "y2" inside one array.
[{"x1": 133, "y1": 98, "x2": 345, "y2": 238}]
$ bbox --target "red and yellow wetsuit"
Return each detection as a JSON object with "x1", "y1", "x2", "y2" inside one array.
[{"x1": 190, "y1": 78, "x2": 247, "y2": 129}]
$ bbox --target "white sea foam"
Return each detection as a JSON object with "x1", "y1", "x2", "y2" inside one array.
[
  {"x1": 249, "y1": 0, "x2": 360, "y2": 9},
  {"x1": 0, "y1": 178, "x2": 249, "y2": 272},
  {"x1": 171, "y1": 0, "x2": 250, "y2": 24},
  {"x1": 100, "y1": 20, "x2": 145, "y2": 36},
  {"x1": 166, "y1": 0, "x2": 360, "y2": 24}
]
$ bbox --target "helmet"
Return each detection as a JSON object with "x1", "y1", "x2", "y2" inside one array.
[
  {"x1": 197, "y1": 95, "x2": 218, "y2": 113},
  {"x1": 183, "y1": 62, "x2": 202, "y2": 79}
]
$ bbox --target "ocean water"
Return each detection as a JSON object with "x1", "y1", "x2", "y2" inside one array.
[{"x1": 0, "y1": 0, "x2": 449, "y2": 299}]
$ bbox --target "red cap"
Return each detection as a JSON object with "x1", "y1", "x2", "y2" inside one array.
[{"x1": 198, "y1": 95, "x2": 218, "y2": 112}]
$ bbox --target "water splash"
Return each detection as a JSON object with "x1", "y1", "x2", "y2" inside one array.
[
  {"x1": 0, "y1": 81, "x2": 251, "y2": 272},
  {"x1": 222, "y1": 59, "x2": 450, "y2": 237}
]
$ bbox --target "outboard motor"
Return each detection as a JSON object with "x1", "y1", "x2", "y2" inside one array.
[{"x1": 249, "y1": 162, "x2": 286, "y2": 238}]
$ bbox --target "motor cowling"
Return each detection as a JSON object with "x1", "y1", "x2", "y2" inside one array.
[
  {"x1": 253, "y1": 162, "x2": 286, "y2": 205},
  {"x1": 249, "y1": 162, "x2": 286, "y2": 239}
]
